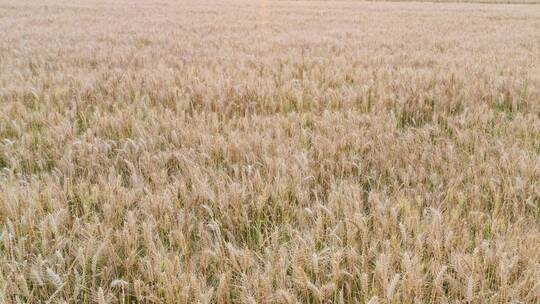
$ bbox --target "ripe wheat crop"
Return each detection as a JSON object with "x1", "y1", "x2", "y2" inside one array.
[{"x1": 1, "y1": 0, "x2": 539, "y2": 303}]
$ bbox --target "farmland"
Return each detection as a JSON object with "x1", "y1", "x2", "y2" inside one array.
[{"x1": 1, "y1": 0, "x2": 539, "y2": 303}]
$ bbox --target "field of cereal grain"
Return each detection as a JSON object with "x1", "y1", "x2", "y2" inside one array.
[{"x1": 1, "y1": 0, "x2": 539, "y2": 303}]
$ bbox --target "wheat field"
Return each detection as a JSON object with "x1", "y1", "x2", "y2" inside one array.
[{"x1": 1, "y1": 0, "x2": 540, "y2": 303}]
